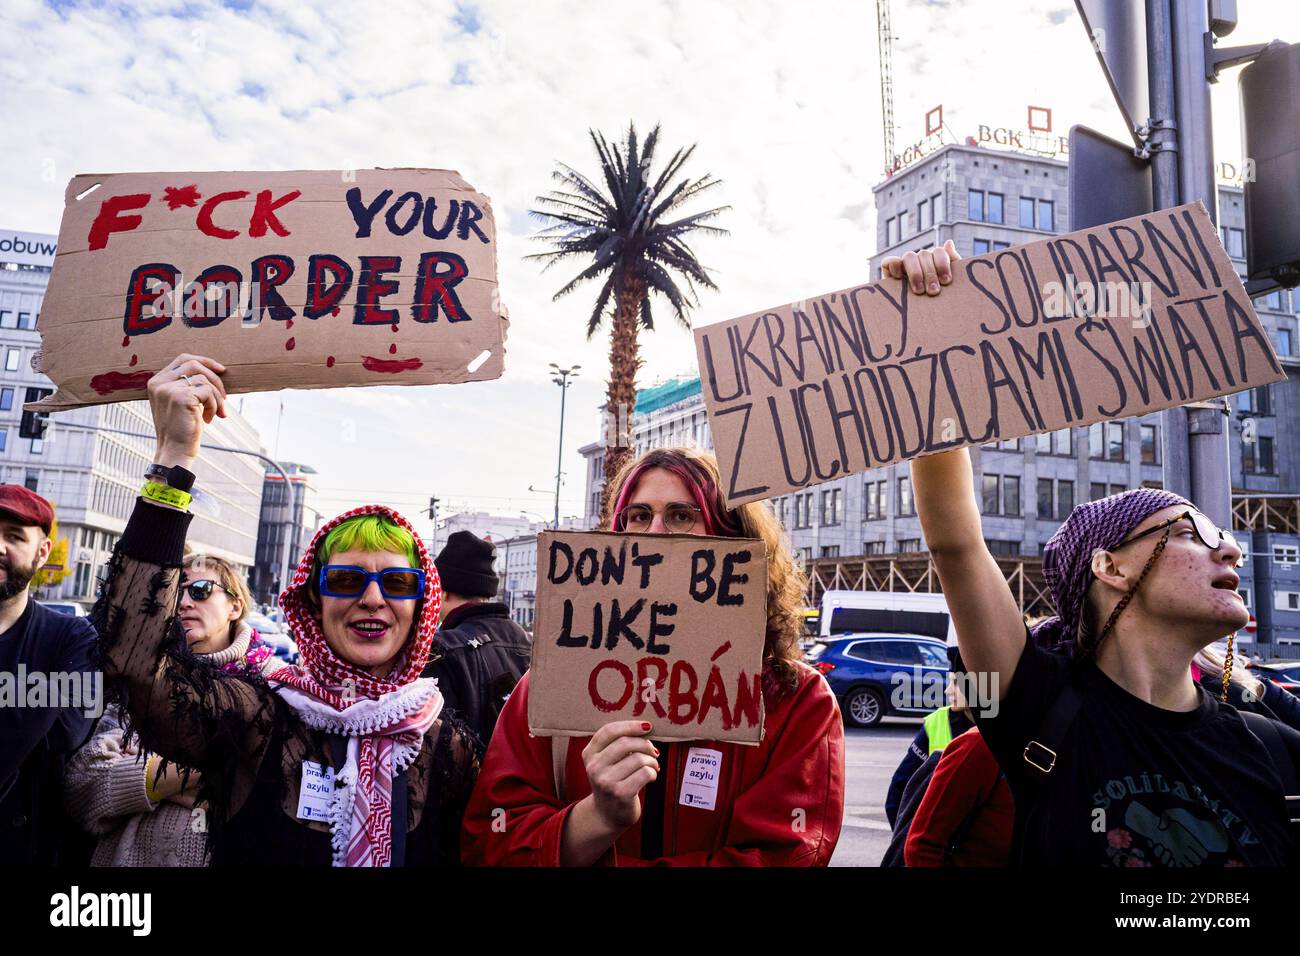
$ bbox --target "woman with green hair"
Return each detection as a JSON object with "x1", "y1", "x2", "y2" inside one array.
[{"x1": 94, "y1": 353, "x2": 479, "y2": 865}]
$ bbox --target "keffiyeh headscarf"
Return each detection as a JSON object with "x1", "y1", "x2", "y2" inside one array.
[
  {"x1": 268, "y1": 504, "x2": 444, "y2": 867},
  {"x1": 1033, "y1": 487, "x2": 1192, "y2": 656}
]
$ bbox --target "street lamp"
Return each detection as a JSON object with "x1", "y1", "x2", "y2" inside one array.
[{"x1": 549, "y1": 364, "x2": 580, "y2": 529}]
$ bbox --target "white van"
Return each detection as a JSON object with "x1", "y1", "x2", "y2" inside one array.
[{"x1": 818, "y1": 590, "x2": 955, "y2": 644}]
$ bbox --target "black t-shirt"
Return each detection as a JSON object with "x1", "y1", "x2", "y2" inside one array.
[{"x1": 973, "y1": 635, "x2": 1296, "y2": 867}]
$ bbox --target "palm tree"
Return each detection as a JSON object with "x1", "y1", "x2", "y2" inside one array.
[{"x1": 530, "y1": 122, "x2": 728, "y2": 494}]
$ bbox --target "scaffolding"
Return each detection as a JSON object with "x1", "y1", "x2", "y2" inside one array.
[{"x1": 802, "y1": 553, "x2": 1053, "y2": 619}]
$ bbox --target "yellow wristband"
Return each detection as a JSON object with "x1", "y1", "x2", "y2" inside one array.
[
  {"x1": 144, "y1": 755, "x2": 162, "y2": 802},
  {"x1": 141, "y1": 480, "x2": 191, "y2": 511}
]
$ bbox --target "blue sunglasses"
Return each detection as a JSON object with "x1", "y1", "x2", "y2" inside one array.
[{"x1": 318, "y1": 565, "x2": 425, "y2": 600}]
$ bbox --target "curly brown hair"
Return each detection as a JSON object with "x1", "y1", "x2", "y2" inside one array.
[{"x1": 601, "y1": 446, "x2": 808, "y2": 694}]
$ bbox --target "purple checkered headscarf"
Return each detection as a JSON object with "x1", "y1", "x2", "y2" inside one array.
[{"x1": 1033, "y1": 487, "x2": 1192, "y2": 655}]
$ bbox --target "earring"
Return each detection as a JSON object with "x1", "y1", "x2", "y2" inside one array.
[{"x1": 1221, "y1": 632, "x2": 1234, "y2": 703}]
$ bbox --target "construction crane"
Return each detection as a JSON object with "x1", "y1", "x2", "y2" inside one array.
[{"x1": 877, "y1": 0, "x2": 895, "y2": 175}]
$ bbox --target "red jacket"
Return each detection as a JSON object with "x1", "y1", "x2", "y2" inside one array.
[
  {"x1": 904, "y1": 728, "x2": 1014, "y2": 867},
  {"x1": 461, "y1": 664, "x2": 845, "y2": 866}
]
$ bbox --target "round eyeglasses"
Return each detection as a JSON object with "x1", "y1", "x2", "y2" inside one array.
[{"x1": 614, "y1": 502, "x2": 704, "y2": 534}]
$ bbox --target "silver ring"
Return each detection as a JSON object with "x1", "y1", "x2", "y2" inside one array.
[{"x1": 182, "y1": 374, "x2": 195, "y2": 388}]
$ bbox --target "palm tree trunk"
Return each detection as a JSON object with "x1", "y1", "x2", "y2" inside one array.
[{"x1": 602, "y1": 278, "x2": 643, "y2": 514}]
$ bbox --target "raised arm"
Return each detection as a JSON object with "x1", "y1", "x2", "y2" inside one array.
[
  {"x1": 880, "y1": 245, "x2": 1026, "y2": 696},
  {"x1": 94, "y1": 356, "x2": 276, "y2": 812}
]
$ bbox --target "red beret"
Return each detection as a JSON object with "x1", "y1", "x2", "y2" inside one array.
[{"x1": 0, "y1": 485, "x2": 55, "y2": 535}]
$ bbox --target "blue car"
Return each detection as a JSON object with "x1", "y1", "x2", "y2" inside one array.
[{"x1": 805, "y1": 633, "x2": 950, "y2": 728}]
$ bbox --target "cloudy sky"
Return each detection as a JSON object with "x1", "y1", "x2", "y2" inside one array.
[{"x1": 3, "y1": 0, "x2": 1295, "y2": 538}]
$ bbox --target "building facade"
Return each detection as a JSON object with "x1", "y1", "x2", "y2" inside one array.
[
  {"x1": 576, "y1": 142, "x2": 1300, "y2": 652},
  {"x1": 497, "y1": 516, "x2": 585, "y2": 630},
  {"x1": 2, "y1": 229, "x2": 266, "y2": 605},
  {"x1": 251, "y1": 462, "x2": 321, "y2": 604}
]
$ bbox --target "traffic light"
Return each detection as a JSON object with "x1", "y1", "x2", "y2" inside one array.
[
  {"x1": 1240, "y1": 41, "x2": 1300, "y2": 289},
  {"x1": 19, "y1": 387, "x2": 51, "y2": 439}
]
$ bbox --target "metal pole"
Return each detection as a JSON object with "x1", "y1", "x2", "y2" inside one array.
[
  {"x1": 549, "y1": 364, "x2": 579, "y2": 528},
  {"x1": 554, "y1": 379, "x2": 568, "y2": 528},
  {"x1": 51, "y1": 421, "x2": 297, "y2": 599},
  {"x1": 1146, "y1": 0, "x2": 1193, "y2": 504},
  {"x1": 1172, "y1": 0, "x2": 1233, "y2": 530}
]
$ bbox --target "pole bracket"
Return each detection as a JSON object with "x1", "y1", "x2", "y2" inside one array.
[{"x1": 1206, "y1": 35, "x2": 1270, "y2": 82}]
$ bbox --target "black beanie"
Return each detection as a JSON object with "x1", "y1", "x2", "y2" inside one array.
[{"x1": 435, "y1": 531, "x2": 499, "y2": 598}]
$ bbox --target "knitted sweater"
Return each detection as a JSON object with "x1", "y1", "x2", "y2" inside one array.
[{"x1": 64, "y1": 623, "x2": 280, "y2": 867}]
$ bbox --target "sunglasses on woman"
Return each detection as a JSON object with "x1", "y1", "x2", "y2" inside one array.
[
  {"x1": 614, "y1": 502, "x2": 704, "y2": 534},
  {"x1": 1113, "y1": 510, "x2": 1244, "y2": 567},
  {"x1": 318, "y1": 565, "x2": 426, "y2": 599},
  {"x1": 183, "y1": 579, "x2": 236, "y2": 602}
]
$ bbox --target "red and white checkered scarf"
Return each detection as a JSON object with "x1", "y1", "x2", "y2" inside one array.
[{"x1": 266, "y1": 504, "x2": 443, "y2": 867}]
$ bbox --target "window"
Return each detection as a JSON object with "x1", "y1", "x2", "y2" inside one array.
[
  {"x1": 30, "y1": 437, "x2": 43, "y2": 455},
  {"x1": 1037, "y1": 200, "x2": 1054, "y2": 232},
  {"x1": 0, "y1": 428, "x2": 6, "y2": 452},
  {"x1": 0, "y1": 387, "x2": 11, "y2": 411},
  {"x1": 1255, "y1": 385, "x2": 1273, "y2": 415},
  {"x1": 1035, "y1": 429, "x2": 1071, "y2": 456},
  {"x1": 1037, "y1": 478, "x2": 1053, "y2": 519},
  {"x1": 1140, "y1": 424, "x2": 1158, "y2": 464},
  {"x1": 863, "y1": 541, "x2": 886, "y2": 555},
  {"x1": 821, "y1": 487, "x2": 842, "y2": 526},
  {"x1": 1037, "y1": 478, "x2": 1073, "y2": 520},
  {"x1": 918, "y1": 197, "x2": 932, "y2": 231},
  {"x1": 1263, "y1": 290, "x2": 1283, "y2": 311},
  {"x1": 985, "y1": 539, "x2": 1021, "y2": 556},
  {"x1": 886, "y1": 217, "x2": 898, "y2": 246},
  {"x1": 987, "y1": 192, "x2": 1004, "y2": 224},
  {"x1": 1058, "y1": 480, "x2": 1074, "y2": 517},
  {"x1": 1091, "y1": 482, "x2": 1107, "y2": 502},
  {"x1": 1278, "y1": 329, "x2": 1294, "y2": 357},
  {"x1": 1259, "y1": 436, "x2": 1275, "y2": 474},
  {"x1": 865, "y1": 479, "x2": 887, "y2": 520},
  {"x1": 819, "y1": 545, "x2": 840, "y2": 558},
  {"x1": 982, "y1": 474, "x2": 1000, "y2": 514},
  {"x1": 998, "y1": 437, "x2": 1020, "y2": 451},
  {"x1": 1004, "y1": 475, "x2": 1021, "y2": 516},
  {"x1": 931, "y1": 193, "x2": 943, "y2": 224},
  {"x1": 1276, "y1": 591, "x2": 1300, "y2": 612},
  {"x1": 1019, "y1": 196, "x2": 1035, "y2": 229},
  {"x1": 897, "y1": 477, "x2": 915, "y2": 516},
  {"x1": 973, "y1": 238, "x2": 990, "y2": 255},
  {"x1": 1089, "y1": 422, "x2": 1125, "y2": 460},
  {"x1": 24, "y1": 471, "x2": 38, "y2": 492},
  {"x1": 1221, "y1": 227, "x2": 1244, "y2": 258},
  {"x1": 897, "y1": 538, "x2": 922, "y2": 553},
  {"x1": 1274, "y1": 545, "x2": 1299, "y2": 567},
  {"x1": 794, "y1": 492, "x2": 814, "y2": 529},
  {"x1": 4, "y1": 349, "x2": 19, "y2": 372},
  {"x1": 1238, "y1": 589, "x2": 1251, "y2": 609},
  {"x1": 968, "y1": 189, "x2": 985, "y2": 222},
  {"x1": 898, "y1": 210, "x2": 910, "y2": 239}
]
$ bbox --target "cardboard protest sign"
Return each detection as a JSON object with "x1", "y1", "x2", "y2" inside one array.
[
  {"x1": 28, "y1": 169, "x2": 507, "y2": 411},
  {"x1": 528, "y1": 531, "x2": 768, "y2": 744},
  {"x1": 695, "y1": 201, "x2": 1285, "y2": 507}
]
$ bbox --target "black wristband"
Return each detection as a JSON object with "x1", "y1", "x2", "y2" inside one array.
[{"x1": 145, "y1": 463, "x2": 196, "y2": 493}]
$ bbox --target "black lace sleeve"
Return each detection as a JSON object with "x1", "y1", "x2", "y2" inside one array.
[
  {"x1": 433, "y1": 711, "x2": 483, "y2": 865},
  {"x1": 92, "y1": 498, "x2": 281, "y2": 824}
]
